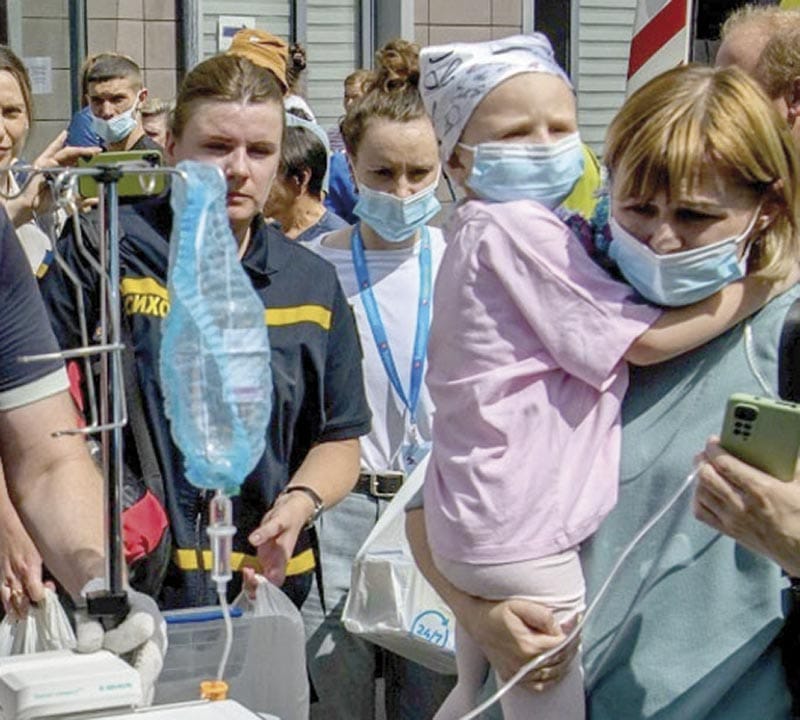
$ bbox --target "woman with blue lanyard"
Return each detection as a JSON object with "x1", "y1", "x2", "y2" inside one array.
[{"x1": 303, "y1": 39, "x2": 455, "y2": 719}]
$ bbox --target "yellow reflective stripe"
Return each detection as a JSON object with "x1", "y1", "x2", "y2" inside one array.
[
  {"x1": 285, "y1": 548, "x2": 315, "y2": 575},
  {"x1": 265, "y1": 305, "x2": 331, "y2": 330},
  {"x1": 121, "y1": 276, "x2": 169, "y2": 300},
  {"x1": 119, "y1": 278, "x2": 330, "y2": 330},
  {"x1": 173, "y1": 547, "x2": 315, "y2": 576}
]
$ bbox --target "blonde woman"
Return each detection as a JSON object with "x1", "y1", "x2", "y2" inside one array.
[{"x1": 408, "y1": 61, "x2": 800, "y2": 720}]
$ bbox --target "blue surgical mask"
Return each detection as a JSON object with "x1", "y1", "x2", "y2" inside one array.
[
  {"x1": 92, "y1": 102, "x2": 139, "y2": 145},
  {"x1": 608, "y1": 210, "x2": 761, "y2": 307},
  {"x1": 458, "y1": 131, "x2": 584, "y2": 207},
  {"x1": 354, "y1": 173, "x2": 442, "y2": 243}
]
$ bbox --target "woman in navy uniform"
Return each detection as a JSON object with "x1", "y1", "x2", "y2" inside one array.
[{"x1": 40, "y1": 53, "x2": 371, "y2": 610}]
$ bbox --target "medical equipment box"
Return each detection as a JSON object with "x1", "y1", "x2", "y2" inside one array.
[
  {"x1": 0, "y1": 649, "x2": 141, "y2": 719},
  {"x1": 154, "y1": 606, "x2": 308, "y2": 720},
  {"x1": 96, "y1": 699, "x2": 274, "y2": 719}
]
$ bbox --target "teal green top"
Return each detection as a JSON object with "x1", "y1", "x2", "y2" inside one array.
[{"x1": 582, "y1": 288, "x2": 799, "y2": 719}]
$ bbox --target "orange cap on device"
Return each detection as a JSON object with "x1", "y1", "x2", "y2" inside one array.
[{"x1": 200, "y1": 679, "x2": 229, "y2": 701}]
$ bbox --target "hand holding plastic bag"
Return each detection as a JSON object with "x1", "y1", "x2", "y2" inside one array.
[
  {"x1": 0, "y1": 586, "x2": 75, "y2": 656},
  {"x1": 0, "y1": 494, "x2": 46, "y2": 621},
  {"x1": 233, "y1": 568, "x2": 310, "y2": 720},
  {"x1": 74, "y1": 578, "x2": 167, "y2": 706},
  {"x1": 236, "y1": 567, "x2": 293, "y2": 612}
]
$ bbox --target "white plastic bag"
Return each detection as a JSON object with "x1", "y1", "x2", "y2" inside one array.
[
  {"x1": 0, "y1": 587, "x2": 76, "y2": 656},
  {"x1": 154, "y1": 579, "x2": 309, "y2": 720},
  {"x1": 342, "y1": 455, "x2": 457, "y2": 674},
  {"x1": 231, "y1": 576, "x2": 310, "y2": 720}
]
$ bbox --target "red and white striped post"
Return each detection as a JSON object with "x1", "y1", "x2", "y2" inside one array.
[{"x1": 627, "y1": 0, "x2": 694, "y2": 95}]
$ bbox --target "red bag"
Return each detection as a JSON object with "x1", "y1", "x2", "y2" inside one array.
[{"x1": 67, "y1": 358, "x2": 171, "y2": 595}]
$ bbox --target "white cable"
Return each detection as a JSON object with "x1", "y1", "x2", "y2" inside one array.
[
  {"x1": 743, "y1": 321, "x2": 776, "y2": 398},
  {"x1": 216, "y1": 582, "x2": 234, "y2": 682},
  {"x1": 457, "y1": 467, "x2": 700, "y2": 720}
]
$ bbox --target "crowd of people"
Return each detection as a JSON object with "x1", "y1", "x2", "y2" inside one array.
[{"x1": 0, "y1": 3, "x2": 799, "y2": 719}]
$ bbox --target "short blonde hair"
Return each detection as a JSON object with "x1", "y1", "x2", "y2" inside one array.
[
  {"x1": 605, "y1": 64, "x2": 800, "y2": 281},
  {"x1": 757, "y1": 20, "x2": 800, "y2": 99},
  {"x1": 720, "y1": 4, "x2": 796, "y2": 41},
  {"x1": 344, "y1": 68, "x2": 371, "y2": 93},
  {"x1": 140, "y1": 97, "x2": 173, "y2": 117},
  {"x1": 720, "y1": 4, "x2": 800, "y2": 99}
]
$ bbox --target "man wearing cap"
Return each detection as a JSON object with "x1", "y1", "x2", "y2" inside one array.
[{"x1": 227, "y1": 28, "x2": 316, "y2": 120}]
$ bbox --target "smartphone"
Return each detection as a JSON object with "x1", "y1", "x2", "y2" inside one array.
[
  {"x1": 719, "y1": 393, "x2": 800, "y2": 482},
  {"x1": 77, "y1": 149, "x2": 166, "y2": 199}
]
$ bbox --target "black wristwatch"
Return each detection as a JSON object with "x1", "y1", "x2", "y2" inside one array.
[{"x1": 281, "y1": 485, "x2": 325, "y2": 528}]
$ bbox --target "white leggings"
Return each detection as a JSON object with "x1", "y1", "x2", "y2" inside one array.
[{"x1": 432, "y1": 549, "x2": 586, "y2": 720}]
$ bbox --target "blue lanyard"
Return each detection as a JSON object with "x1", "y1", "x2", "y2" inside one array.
[{"x1": 351, "y1": 224, "x2": 432, "y2": 425}]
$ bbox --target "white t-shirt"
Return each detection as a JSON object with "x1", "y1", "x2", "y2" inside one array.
[{"x1": 307, "y1": 227, "x2": 445, "y2": 472}]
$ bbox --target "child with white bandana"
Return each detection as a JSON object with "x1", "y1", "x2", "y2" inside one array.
[{"x1": 416, "y1": 33, "x2": 783, "y2": 719}]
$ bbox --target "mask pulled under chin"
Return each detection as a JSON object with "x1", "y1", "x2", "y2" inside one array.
[
  {"x1": 92, "y1": 104, "x2": 138, "y2": 145},
  {"x1": 607, "y1": 209, "x2": 761, "y2": 307}
]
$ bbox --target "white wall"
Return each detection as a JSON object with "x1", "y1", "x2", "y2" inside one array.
[
  {"x1": 305, "y1": 0, "x2": 362, "y2": 132},
  {"x1": 574, "y1": 0, "x2": 637, "y2": 156}
]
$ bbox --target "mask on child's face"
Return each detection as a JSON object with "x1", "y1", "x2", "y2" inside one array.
[
  {"x1": 607, "y1": 208, "x2": 761, "y2": 307},
  {"x1": 457, "y1": 132, "x2": 584, "y2": 208}
]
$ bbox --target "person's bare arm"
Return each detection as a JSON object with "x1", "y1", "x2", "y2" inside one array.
[
  {"x1": 626, "y1": 272, "x2": 797, "y2": 366},
  {"x1": 405, "y1": 507, "x2": 576, "y2": 688},
  {"x1": 0, "y1": 390, "x2": 104, "y2": 598},
  {"x1": 248, "y1": 437, "x2": 360, "y2": 585},
  {"x1": 0, "y1": 461, "x2": 44, "y2": 616}
]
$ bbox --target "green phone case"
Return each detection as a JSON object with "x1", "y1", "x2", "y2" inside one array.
[
  {"x1": 78, "y1": 150, "x2": 166, "y2": 198},
  {"x1": 719, "y1": 393, "x2": 800, "y2": 482}
]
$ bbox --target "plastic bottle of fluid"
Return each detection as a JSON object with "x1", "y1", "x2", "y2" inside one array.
[{"x1": 160, "y1": 160, "x2": 272, "y2": 494}]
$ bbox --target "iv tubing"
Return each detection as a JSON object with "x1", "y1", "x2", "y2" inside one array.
[
  {"x1": 457, "y1": 467, "x2": 700, "y2": 720},
  {"x1": 216, "y1": 583, "x2": 234, "y2": 682},
  {"x1": 208, "y1": 491, "x2": 236, "y2": 682}
]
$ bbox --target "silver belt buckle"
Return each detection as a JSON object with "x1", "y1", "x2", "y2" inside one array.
[{"x1": 370, "y1": 470, "x2": 405, "y2": 499}]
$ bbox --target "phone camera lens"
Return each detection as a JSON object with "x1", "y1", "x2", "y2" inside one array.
[{"x1": 734, "y1": 405, "x2": 758, "y2": 422}]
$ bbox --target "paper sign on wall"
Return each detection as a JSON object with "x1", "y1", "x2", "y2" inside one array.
[
  {"x1": 23, "y1": 57, "x2": 52, "y2": 95},
  {"x1": 218, "y1": 16, "x2": 255, "y2": 51}
]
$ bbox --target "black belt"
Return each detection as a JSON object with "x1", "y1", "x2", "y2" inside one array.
[{"x1": 353, "y1": 471, "x2": 405, "y2": 499}]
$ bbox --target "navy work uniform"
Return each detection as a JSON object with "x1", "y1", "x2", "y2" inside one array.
[{"x1": 40, "y1": 194, "x2": 371, "y2": 608}]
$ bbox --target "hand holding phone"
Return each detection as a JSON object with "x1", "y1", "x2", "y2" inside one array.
[{"x1": 719, "y1": 393, "x2": 800, "y2": 482}]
